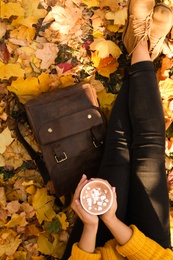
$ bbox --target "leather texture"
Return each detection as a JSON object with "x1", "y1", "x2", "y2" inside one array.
[{"x1": 25, "y1": 83, "x2": 107, "y2": 197}]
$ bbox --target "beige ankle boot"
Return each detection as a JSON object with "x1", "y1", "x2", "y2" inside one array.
[
  {"x1": 122, "y1": 0, "x2": 155, "y2": 55},
  {"x1": 149, "y1": 3, "x2": 173, "y2": 61}
]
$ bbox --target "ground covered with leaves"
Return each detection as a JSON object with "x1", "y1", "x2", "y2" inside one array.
[{"x1": 1, "y1": 0, "x2": 173, "y2": 258}]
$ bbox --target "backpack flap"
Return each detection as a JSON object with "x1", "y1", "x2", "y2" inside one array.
[{"x1": 37, "y1": 107, "x2": 104, "y2": 145}]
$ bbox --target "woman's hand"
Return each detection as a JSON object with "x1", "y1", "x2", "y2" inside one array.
[
  {"x1": 100, "y1": 185, "x2": 118, "y2": 224},
  {"x1": 71, "y1": 174, "x2": 99, "y2": 253},
  {"x1": 71, "y1": 174, "x2": 99, "y2": 227}
]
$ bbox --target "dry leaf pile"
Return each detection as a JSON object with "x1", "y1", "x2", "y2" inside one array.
[{"x1": 0, "y1": 0, "x2": 173, "y2": 258}]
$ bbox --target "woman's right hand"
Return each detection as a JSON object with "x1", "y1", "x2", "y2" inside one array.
[
  {"x1": 71, "y1": 174, "x2": 99, "y2": 227},
  {"x1": 100, "y1": 186, "x2": 118, "y2": 224}
]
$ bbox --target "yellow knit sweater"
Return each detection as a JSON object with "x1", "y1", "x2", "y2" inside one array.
[{"x1": 68, "y1": 225, "x2": 173, "y2": 260}]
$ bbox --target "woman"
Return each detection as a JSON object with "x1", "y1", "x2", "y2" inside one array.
[{"x1": 62, "y1": 0, "x2": 173, "y2": 259}]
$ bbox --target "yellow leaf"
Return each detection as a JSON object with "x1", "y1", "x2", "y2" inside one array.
[
  {"x1": 57, "y1": 212, "x2": 69, "y2": 230},
  {"x1": 0, "y1": 187, "x2": 7, "y2": 208},
  {"x1": 91, "y1": 51, "x2": 101, "y2": 67},
  {"x1": 159, "y1": 78, "x2": 173, "y2": 100},
  {"x1": 12, "y1": 16, "x2": 41, "y2": 28},
  {"x1": 0, "y1": 62, "x2": 25, "y2": 80},
  {"x1": 0, "y1": 229, "x2": 21, "y2": 257},
  {"x1": 32, "y1": 188, "x2": 56, "y2": 223},
  {"x1": 38, "y1": 233, "x2": 66, "y2": 258},
  {"x1": 97, "y1": 57, "x2": 118, "y2": 78},
  {"x1": 7, "y1": 73, "x2": 50, "y2": 103},
  {"x1": 26, "y1": 185, "x2": 36, "y2": 195},
  {"x1": 24, "y1": 0, "x2": 47, "y2": 20},
  {"x1": 60, "y1": 75, "x2": 75, "y2": 87},
  {"x1": 99, "y1": 0, "x2": 119, "y2": 11},
  {"x1": 0, "y1": 127, "x2": 14, "y2": 154},
  {"x1": 0, "y1": 2, "x2": 24, "y2": 19},
  {"x1": 10, "y1": 25, "x2": 36, "y2": 43},
  {"x1": 105, "y1": 8, "x2": 127, "y2": 26},
  {"x1": 97, "y1": 89, "x2": 116, "y2": 119},
  {"x1": 13, "y1": 251, "x2": 27, "y2": 259},
  {"x1": 81, "y1": 0, "x2": 99, "y2": 8},
  {"x1": 90, "y1": 39, "x2": 122, "y2": 59},
  {"x1": 25, "y1": 224, "x2": 40, "y2": 237},
  {"x1": 91, "y1": 53, "x2": 118, "y2": 77},
  {"x1": 107, "y1": 24, "x2": 120, "y2": 33},
  {"x1": 38, "y1": 73, "x2": 50, "y2": 92},
  {"x1": 6, "y1": 212, "x2": 27, "y2": 228},
  {"x1": 93, "y1": 30, "x2": 104, "y2": 38}
]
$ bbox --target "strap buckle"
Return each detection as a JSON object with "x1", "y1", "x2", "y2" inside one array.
[
  {"x1": 55, "y1": 152, "x2": 67, "y2": 163},
  {"x1": 93, "y1": 139, "x2": 103, "y2": 148}
]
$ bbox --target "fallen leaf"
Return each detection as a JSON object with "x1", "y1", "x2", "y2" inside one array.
[
  {"x1": 0, "y1": 62, "x2": 25, "y2": 79},
  {"x1": 0, "y1": 127, "x2": 14, "y2": 154},
  {"x1": 35, "y1": 43, "x2": 59, "y2": 69},
  {"x1": 105, "y1": 8, "x2": 127, "y2": 26},
  {"x1": 57, "y1": 212, "x2": 69, "y2": 230},
  {"x1": 0, "y1": 2, "x2": 24, "y2": 19},
  {"x1": 7, "y1": 73, "x2": 50, "y2": 103},
  {"x1": 5, "y1": 212, "x2": 28, "y2": 228},
  {"x1": 81, "y1": 0, "x2": 99, "y2": 8},
  {"x1": 0, "y1": 187, "x2": 7, "y2": 208},
  {"x1": 32, "y1": 188, "x2": 56, "y2": 223},
  {"x1": 10, "y1": 25, "x2": 36, "y2": 43},
  {"x1": 159, "y1": 78, "x2": 173, "y2": 100},
  {"x1": 90, "y1": 38, "x2": 122, "y2": 59},
  {"x1": 0, "y1": 229, "x2": 22, "y2": 257}
]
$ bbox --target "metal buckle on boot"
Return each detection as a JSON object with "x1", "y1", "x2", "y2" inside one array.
[{"x1": 55, "y1": 152, "x2": 67, "y2": 163}]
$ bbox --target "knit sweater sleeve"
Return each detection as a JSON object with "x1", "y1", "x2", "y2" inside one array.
[
  {"x1": 116, "y1": 225, "x2": 173, "y2": 260},
  {"x1": 68, "y1": 243, "x2": 102, "y2": 260}
]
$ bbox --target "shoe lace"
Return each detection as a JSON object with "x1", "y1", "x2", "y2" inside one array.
[
  {"x1": 133, "y1": 14, "x2": 152, "y2": 40},
  {"x1": 128, "y1": 14, "x2": 152, "y2": 55}
]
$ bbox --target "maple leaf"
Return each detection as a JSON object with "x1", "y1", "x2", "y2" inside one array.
[
  {"x1": 23, "y1": 0, "x2": 47, "y2": 20},
  {"x1": 32, "y1": 188, "x2": 56, "y2": 223},
  {"x1": 38, "y1": 233, "x2": 66, "y2": 258},
  {"x1": 0, "y1": 127, "x2": 14, "y2": 154},
  {"x1": 97, "y1": 89, "x2": 116, "y2": 119},
  {"x1": 91, "y1": 52, "x2": 118, "y2": 77},
  {"x1": 7, "y1": 73, "x2": 50, "y2": 103},
  {"x1": 0, "y1": 2, "x2": 24, "y2": 19},
  {"x1": 0, "y1": 229, "x2": 22, "y2": 257},
  {"x1": 159, "y1": 78, "x2": 173, "y2": 100},
  {"x1": 10, "y1": 25, "x2": 36, "y2": 43},
  {"x1": 6, "y1": 212, "x2": 28, "y2": 228},
  {"x1": 59, "y1": 75, "x2": 75, "y2": 87},
  {"x1": 90, "y1": 38, "x2": 122, "y2": 59},
  {"x1": 57, "y1": 212, "x2": 69, "y2": 230},
  {"x1": 3, "y1": 139, "x2": 31, "y2": 169},
  {"x1": 0, "y1": 62, "x2": 25, "y2": 79},
  {"x1": 35, "y1": 43, "x2": 59, "y2": 69},
  {"x1": 12, "y1": 16, "x2": 42, "y2": 28},
  {"x1": 42, "y1": 0, "x2": 82, "y2": 35},
  {"x1": 105, "y1": 8, "x2": 127, "y2": 26}
]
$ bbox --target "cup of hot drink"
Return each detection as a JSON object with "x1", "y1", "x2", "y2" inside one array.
[{"x1": 80, "y1": 179, "x2": 113, "y2": 215}]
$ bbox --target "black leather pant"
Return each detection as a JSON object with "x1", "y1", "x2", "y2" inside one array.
[{"x1": 62, "y1": 61, "x2": 171, "y2": 259}]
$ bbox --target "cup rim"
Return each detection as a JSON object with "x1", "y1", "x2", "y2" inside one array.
[{"x1": 80, "y1": 179, "x2": 113, "y2": 215}]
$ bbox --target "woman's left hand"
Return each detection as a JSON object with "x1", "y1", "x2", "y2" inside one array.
[{"x1": 71, "y1": 174, "x2": 99, "y2": 227}]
